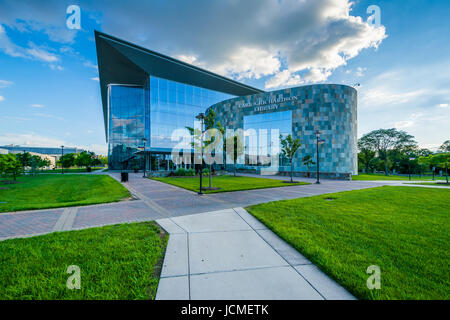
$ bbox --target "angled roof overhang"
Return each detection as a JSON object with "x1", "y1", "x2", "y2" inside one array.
[{"x1": 95, "y1": 31, "x2": 264, "y2": 139}]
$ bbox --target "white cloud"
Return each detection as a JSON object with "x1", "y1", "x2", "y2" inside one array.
[
  {"x1": 34, "y1": 113, "x2": 64, "y2": 121},
  {"x1": 0, "y1": 133, "x2": 65, "y2": 148},
  {"x1": 304, "y1": 68, "x2": 332, "y2": 83},
  {"x1": 438, "y1": 103, "x2": 448, "y2": 108},
  {"x1": 0, "y1": 25, "x2": 62, "y2": 68},
  {"x1": 83, "y1": 61, "x2": 98, "y2": 70},
  {"x1": 91, "y1": 77, "x2": 100, "y2": 81},
  {"x1": 0, "y1": 80, "x2": 13, "y2": 88},
  {"x1": 95, "y1": 0, "x2": 386, "y2": 86},
  {"x1": 265, "y1": 70, "x2": 303, "y2": 89},
  {"x1": 3, "y1": 116, "x2": 31, "y2": 121},
  {"x1": 356, "y1": 67, "x2": 367, "y2": 77},
  {"x1": 26, "y1": 43, "x2": 59, "y2": 62},
  {"x1": 0, "y1": 95, "x2": 4, "y2": 102},
  {"x1": 394, "y1": 120, "x2": 414, "y2": 129},
  {"x1": 30, "y1": 104, "x2": 44, "y2": 108}
]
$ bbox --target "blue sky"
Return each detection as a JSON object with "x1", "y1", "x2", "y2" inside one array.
[{"x1": 0, "y1": 0, "x2": 449, "y2": 154}]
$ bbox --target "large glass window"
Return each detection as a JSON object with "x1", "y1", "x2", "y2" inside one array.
[
  {"x1": 149, "y1": 76, "x2": 235, "y2": 149},
  {"x1": 243, "y1": 111, "x2": 292, "y2": 166},
  {"x1": 108, "y1": 85, "x2": 146, "y2": 169}
]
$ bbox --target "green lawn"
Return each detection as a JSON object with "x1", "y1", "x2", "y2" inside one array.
[
  {"x1": 247, "y1": 186, "x2": 450, "y2": 300},
  {"x1": 0, "y1": 222, "x2": 167, "y2": 299},
  {"x1": 409, "y1": 182, "x2": 450, "y2": 187},
  {"x1": 353, "y1": 173, "x2": 446, "y2": 181},
  {"x1": 35, "y1": 167, "x2": 104, "y2": 174},
  {"x1": 0, "y1": 174, "x2": 130, "y2": 212},
  {"x1": 151, "y1": 175, "x2": 309, "y2": 193}
]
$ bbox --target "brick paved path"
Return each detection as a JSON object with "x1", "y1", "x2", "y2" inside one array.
[{"x1": 0, "y1": 172, "x2": 388, "y2": 240}]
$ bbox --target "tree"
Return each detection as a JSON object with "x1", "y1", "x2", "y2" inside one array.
[
  {"x1": 439, "y1": 140, "x2": 450, "y2": 152},
  {"x1": 0, "y1": 154, "x2": 23, "y2": 181},
  {"x1": 358, "y1": 128, "x2": 417, "y2": 175},
  {"x1": 357, "y1": 147, "x2": 376, "y2": 173},
  {"x1": 280, "y1": 134, "x2": 302, "y2": 183},
  {"x1": 16, "y1": 152, "x2": 32, "y2": 172},
  {"x1": 75, "y1": 151, "x2": 95, "y2": 171},
  {"x1": 302, "y1": 155, "x2": 315, "y2": 177},
  {"x1": 230, "y1": 132, "x2": 245, "y2": 177},
  {"x1": 187, "y1": 110, "x2": 224, "y2": 188},
  {"x1": 58, "y1": 153, "x2": 75, "y2": 169}
]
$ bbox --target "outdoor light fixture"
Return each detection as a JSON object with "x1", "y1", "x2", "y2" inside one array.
[
  {"x1": 60, "y1": 145, "x2": 64, "y2": 174},
  {"x1": 315, "y1": 131, "x2": 325, "y2": 184},
  {"x1": 142, "y1": 137, "x2": 147, "y2": 178},
  {"x1": 196, "y1": 113, "x2": 205, "y2": 195},
  {"x1": 408, "y1": 156, "x2": 416, "y2": 181}
]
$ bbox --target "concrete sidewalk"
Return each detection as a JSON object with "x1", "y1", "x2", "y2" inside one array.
[{"x1": 155, "y1": 207, "x2": 355, "y2": 300}]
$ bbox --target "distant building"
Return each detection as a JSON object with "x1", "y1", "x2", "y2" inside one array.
[
  {"x1": 0, "y1": 145, "x2": 84, "y2": 156},
  {"x1": 0, "y1": 145, "x2": 85, "y2": 169}
]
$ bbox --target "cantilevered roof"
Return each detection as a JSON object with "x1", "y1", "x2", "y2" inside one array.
[{"x1": 95, "y1": 31, "x2": 264, "y2": 138}]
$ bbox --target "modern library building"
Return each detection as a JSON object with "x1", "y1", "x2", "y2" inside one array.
[{"x1": 95, "y1": 31, "x2": 357, "y2": 178}]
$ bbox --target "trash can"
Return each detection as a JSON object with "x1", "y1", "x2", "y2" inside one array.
[{"x1": 121, "y1": 172, "x2": 129, "y2": 182}]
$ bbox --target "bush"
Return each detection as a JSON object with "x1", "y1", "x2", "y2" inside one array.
[
  {"x1": 202, "y1": 168, "x2": 210, "y2": 176},
  {"x1": 173, "y1": 168, "x2": 195, "y2": 176}
]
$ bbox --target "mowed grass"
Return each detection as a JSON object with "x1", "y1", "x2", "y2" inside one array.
[
  {"x1": 410, "y1": 182, "x2": 450, "y2": 187},
  {"x1": 36, "y1": 167, "x2": 104, "y2": 174},
  {"x1": 151, "y1": 175, "x2": 309, "y2": 193},
  {"x1": 0, "y1": 174, "x2": 130, "y2": 212},
  {"x1": 352, "y1": 173, "x2": 446, "y2": 181},
  {"x1": 0, "y1": 222, "x2": 168, "y2": 299},
  {"x1": 247, "y1": 186, "x2": 450, "y2": 300}
]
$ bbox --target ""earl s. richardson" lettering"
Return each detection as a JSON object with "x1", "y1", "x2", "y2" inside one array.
[{"x1": 237, "y1": 95, "x2": 299, "y2": 109}]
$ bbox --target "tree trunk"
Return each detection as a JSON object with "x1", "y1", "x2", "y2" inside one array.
[
  {"x1": 290, "y1": 159, "x2": 294, "y2": 182},
  {"x1": 209, "y1": 164, "x2": 212, "y2": 188},
  {"x1": 234, "y1": 165, "x2": 236, "y2": 177},
  {"x1": 384, "y1": 153, "x2": 389, "y2": 176}
]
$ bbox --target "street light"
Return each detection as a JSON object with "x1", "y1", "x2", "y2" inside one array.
[
  {"x1": 315, "y1": 131, "x2": 325, "y2": 184},
  {"x1": 408, "y1": 157, "x2": 416, "y2": 181},
  {"x1": 142, "y1": 138, "x2": 147, "y2": 178},
  {"x1": 196, "y1": 113, "x2": 205, "y2": 195},
  {"x1": 60, "y1": 146, "x2": 64, "y2": 174}
]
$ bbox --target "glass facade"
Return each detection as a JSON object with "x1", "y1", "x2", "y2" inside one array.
[
  {"x1": 108, "y1": 85, "x2": 147, "y2": 169},
  {"x1": 107, "y1": 76, "x2": 235, "y2": 170},
  {"x1": 148, "y1": 76, "x2": 234, "y2": 150},
  {"x1": 243, "y1": 111, "x2": 292, "y2": 166}
]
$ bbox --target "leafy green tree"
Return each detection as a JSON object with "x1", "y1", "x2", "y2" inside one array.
[
  {"x1": 302, "y1": 155, "x2": 315, "y2": 176},
  {"x1": 187, "y1": 110, "x2": 224, "y2": 187},
  {"x1": 75, "y1": 151, "x2": 95, "y2": 170},
  {"x1": 16, "y1": 152, "x2": 32, "y2": 172},
  {"x1": 357, "y1": 147, "x2": 376, "y2": 173},
  {"x1": 280, "y1": 134, "x2": 302, "y2": 183},
  {"x1": 58, "y1": 153, "x2": 75, "y2": 169},
  {"x1": 439, "y1": 140, "x2": 450, "y2": 152},
  {"x1": 358, "y1": 128, "x2": 417, "y2": 175},
  {"x1": 0, "y1": 154, "x2": 23, "y2": 181}
]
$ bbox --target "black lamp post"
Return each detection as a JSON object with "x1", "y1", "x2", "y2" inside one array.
[
  {"x1": 142, "y1": 138, "x2": 147, "y2": 178},
  {"x1": 60, "y1": 145, "x2": 64, "y2": 174},
  {"x1": 315, "y1": 131, "x2": 325, "y2": 184},
  {"x1": 196, "y1": 113, "x2": 205, "y2": 195},
  {"x1": 408, "y1": 156, "x2": 415, "y2": 181}
]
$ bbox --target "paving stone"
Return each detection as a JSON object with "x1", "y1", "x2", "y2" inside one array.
[
  {"x1": 188, "y1": 230, "x2": 288, "y2": 274},
  {"x1": 160, "y1": 233, "x2": 189, "y2": 278},
  {"x1": 171, "y1": 209, "x2": 251, "y2": 233},
  {"x1": 156, "y1": 276, "x2": 189, "y2": 300},
  {"x1": 256, "y1": 229, "x2": 312, "y2": 266},
  {"x1": 295, "y1": 264, "x2": 356, "y2": 300},
  {"x1": 190, "y1": 266, "x2": 323, "y2": 300}
]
